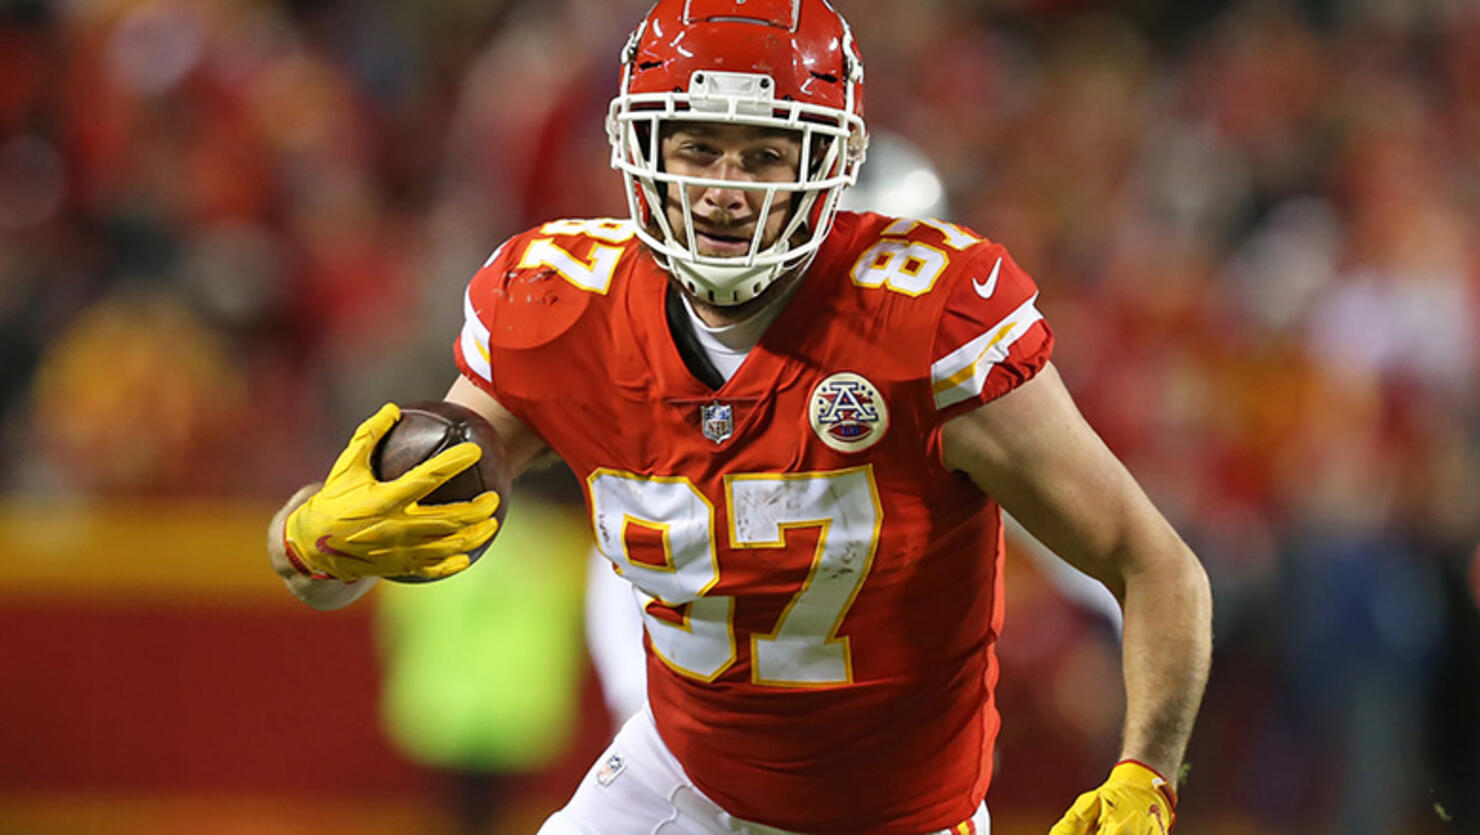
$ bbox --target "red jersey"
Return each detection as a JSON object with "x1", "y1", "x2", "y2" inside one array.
[{"x1": 454, "y1": 212, "x2": 1053, "y2": 833}]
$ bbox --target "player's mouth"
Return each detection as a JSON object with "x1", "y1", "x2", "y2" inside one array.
[{"x1": 694, "y1": 226, "x2": 754, "y2": 256}]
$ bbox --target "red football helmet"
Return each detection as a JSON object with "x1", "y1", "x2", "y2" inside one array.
[{"x1": 608, "y1": 0, "x2": 868, "y2": 305}]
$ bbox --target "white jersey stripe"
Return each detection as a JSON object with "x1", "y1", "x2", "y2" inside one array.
[
  {"x1": 460, "y1": 288, "x2": 493, "y2": 384},
  {"x1": 930, "y1": 294, "x2": 1043, "y2": 410},
  {"x1": 463, "y1": 287, "x2": 490, "y2": 343}
]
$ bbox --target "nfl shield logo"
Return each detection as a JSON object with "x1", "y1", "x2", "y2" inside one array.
[
  {"x1": 595, "y1": 753, "x2": 625, "y2": 787},
  {"x1": 701, "y1": 402, "x2": 733, "y2": 444}
]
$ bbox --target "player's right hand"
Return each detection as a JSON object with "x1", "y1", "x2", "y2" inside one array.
[
  {"x1": 1048, "y1": 761, "x2": 1176, "y2": 835},
  {"x1": 283, "y1": 403, "x2": 501, "y2": 582}
]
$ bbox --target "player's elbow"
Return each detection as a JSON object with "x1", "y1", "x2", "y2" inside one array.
[
  {"x1": 1117, "y1": 525, "x2": 1210, "y2": 610},
  {"x1": 1182, "y1": 548, "x2": 1213, "y2": 628},
  {"x1": 1137, "y1": 535, "x2": 1213, "y2": 631}
]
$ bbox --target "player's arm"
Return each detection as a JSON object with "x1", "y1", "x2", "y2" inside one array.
[
  {"x1": 267, "y1": 380, "x2": 547, "y2": 611},
  {"x1": 269, "y1": 223, "x2": 555, "y2": 609},
  {"x1": 940, "y1": 361, "x2": 1210, "y2": 832},
  {"x1": 444, "y1": 375, "x2": 550, "y2": 473}
]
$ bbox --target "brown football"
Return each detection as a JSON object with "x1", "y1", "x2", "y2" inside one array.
[{"x1": 371, "y1": 400, "x2": 512, "y2": 583}]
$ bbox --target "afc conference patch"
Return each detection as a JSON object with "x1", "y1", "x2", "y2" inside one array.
[
  {"x1": 809, "y1": 371, "x2": 889, "y2": 453},
  {"x1": 701, "y1": 402, "x2": 734, "y2": 444}
]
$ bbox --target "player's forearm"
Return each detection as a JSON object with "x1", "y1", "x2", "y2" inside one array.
[
  {"x1": 1116, "y1": 538, "x2": 1212, "y2": 781},
  {"x1": 267, "y1": 483, "x2": 378, "y2": 610}
]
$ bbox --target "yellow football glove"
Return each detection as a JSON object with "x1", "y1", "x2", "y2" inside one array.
[
  {"x1": 283, "y1": 403, "x2": 501, "y2": 582},
  {"x1": 1048, "y1": 761, "x2": 1177, "y2": 835}
]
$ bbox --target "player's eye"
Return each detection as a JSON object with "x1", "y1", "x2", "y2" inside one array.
[{"x1": 745, "y1": 147, "x2": 790, "y2": 170}]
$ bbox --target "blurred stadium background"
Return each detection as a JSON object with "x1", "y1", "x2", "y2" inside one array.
[{"x1": 1, "y1": 0, "x2": 1477, "y2": 832}]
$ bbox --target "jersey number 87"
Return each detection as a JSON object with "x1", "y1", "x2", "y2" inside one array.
[{"x1": 589, "y1": 466, "x2": 881, "y2": 687}]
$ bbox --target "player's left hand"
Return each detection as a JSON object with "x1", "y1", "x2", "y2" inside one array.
[{"x1": 1048, "y1": 760, "x2": 1176, "y2": 835}]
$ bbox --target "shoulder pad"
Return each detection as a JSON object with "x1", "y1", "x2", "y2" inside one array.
[
  {"x1": 840, "y1": 214, "x2": 999, "y2": 300},
  {"x1": 468, "y1": 219, "x2": 641, "y2": 350},
  {"x1": 929, "y1": 239, "x2": 1051, "y2": 412}
]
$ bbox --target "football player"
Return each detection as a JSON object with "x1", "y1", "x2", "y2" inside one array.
[
  {"x1": 581, "y1": 127, "x2": 1128, "y2": 736},
  {"x1": 267, "y1": 1, "x2": 1210, "y2": 833}
]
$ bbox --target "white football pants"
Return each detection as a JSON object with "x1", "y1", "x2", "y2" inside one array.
[{"x1": 537, "y1": 707, "x2": 991, "y2": 835}]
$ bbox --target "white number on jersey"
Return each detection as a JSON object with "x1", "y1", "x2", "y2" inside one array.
[
  {"x1": 850, "y1": 239, "x2": 950, "y2": 296},
  {"x1": 852, "y1": 214, "x2": 988, "y2": 296},
  {"x1": 539, "y1": 218, "x2": 636, "y2": 243},
  {"x1": 882, "y1": 217, "x2": 981, "y2": 250},
  {"x1": 727, "y1": 469, "x2": 882, "y2": 686},
  {"x1": 516, "y1": 219, "x2": 636, "y2": 294},
  {"x1": 849, "y1": 217, "x2": 984, "y2": 297},
  {"x1": 589, "y1": 467, "x2": 881, "y2": 687}
]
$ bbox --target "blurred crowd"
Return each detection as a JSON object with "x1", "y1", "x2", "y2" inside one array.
[{"x1": 2, "y1": 0, "x2": 1477, "y2": 832}]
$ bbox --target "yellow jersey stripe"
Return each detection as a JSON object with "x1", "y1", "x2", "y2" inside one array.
[
  {"x1": 930, "y1": 295, "x2": 1042, "y2": 410},
  {"x1": 931, "y1": 321, "x2": 1016, "y2": 396}
]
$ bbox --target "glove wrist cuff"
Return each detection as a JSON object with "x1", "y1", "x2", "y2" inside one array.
[
  {"x1": 1113, "y1": 759, "x2": 1178, "y2": 808},
  {"x1": 283, "y1": 509, "x2": 336, "y2": 581}
]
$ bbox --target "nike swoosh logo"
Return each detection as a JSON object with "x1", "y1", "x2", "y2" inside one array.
[
  {"x1": 973, "y1": 257, "x2": 1002, "y2": 298},
  {"x1": 316, "y1": 535, "x2": 369, "y2": 563}
]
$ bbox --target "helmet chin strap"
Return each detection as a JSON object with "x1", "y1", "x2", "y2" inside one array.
[
  {"x1": 672, "y1": 256, "x2": 787, "y2": 306},
  {"x1": 661, "y1": 186, "x2": 826, "y2": 306}
]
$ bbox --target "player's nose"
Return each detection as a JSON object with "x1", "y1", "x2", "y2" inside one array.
[
  {"x1": 698, "y1": 157, "x2": 752, "y2": 211},
  {"x1": 699, "y1": 182, "x2": 747, "y2": 213}
]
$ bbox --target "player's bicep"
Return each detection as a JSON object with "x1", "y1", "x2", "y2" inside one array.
[
  {"x1": 940, "y1": 362, "x2": 1183, "y2": 597},
  {"x1": 445, "y1": 375, "x2": 550, "y2": 478}
]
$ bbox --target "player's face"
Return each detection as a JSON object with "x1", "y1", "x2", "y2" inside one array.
[{"x1": 660, "y1": 123, "x2": 803, "y2": 258}]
